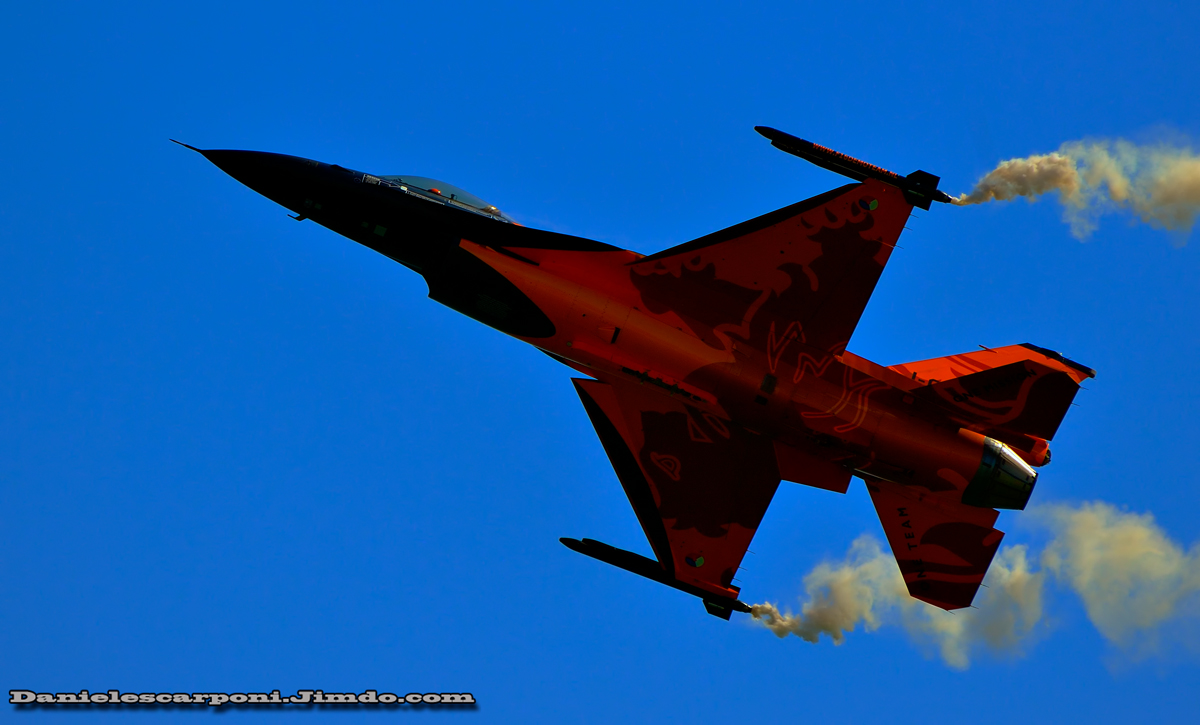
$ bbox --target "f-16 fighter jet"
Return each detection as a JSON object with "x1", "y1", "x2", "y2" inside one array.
[{"x1": 181, "y1": 128, "x2": 1093, "y2": 620}]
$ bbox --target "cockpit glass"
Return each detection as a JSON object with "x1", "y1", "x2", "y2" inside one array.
[{"x1": 380, "y1": 175, "x2": 511, "y2": 220}]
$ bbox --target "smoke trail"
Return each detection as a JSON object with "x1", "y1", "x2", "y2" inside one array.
[
  {"x1": 750, "y1": 536, "x2": 1044, "y2": 669},
  {"x1": 952, "y1": 140, "x2": 1200, "y2": 240},
  {"x1": 750, "y1": 536, "x2": 901, "y2": 645},
  {"x1": 905, "y1": 545, "x2": 1045, "y2": 668},
  {"x1": 1039, "y1": 502, "x2": 1200, "y2": 650},
  {"x1": 750, "y1": 501, "x2": 1199, "y2": 667}
]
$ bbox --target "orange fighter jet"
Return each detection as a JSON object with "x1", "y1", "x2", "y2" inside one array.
[{"x1": 183, "y1": 127, "x2": 1093, "y2": 620}]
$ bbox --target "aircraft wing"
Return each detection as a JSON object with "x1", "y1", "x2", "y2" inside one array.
[
  {"x1": 864, "y1": 478, "x2": 1004, "y2": 610},
  {"x1": 627, "y1": 178, "x2": 914, "y2": 356},
  {"x1": 569, "y1": 377, "x2": 781, "y2": 616}
]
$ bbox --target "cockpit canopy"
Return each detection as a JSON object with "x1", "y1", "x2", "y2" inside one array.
[{"x1": 380, "y1": 175, "x2": 513, "y2": 222}]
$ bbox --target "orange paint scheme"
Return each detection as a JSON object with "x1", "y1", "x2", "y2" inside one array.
[
  {"x1": 195, "y1": 137, "x2": 1094, "y2": 618},
  {"x1": 455, "y1": 179, "x2": 1092, "y2": 612}
]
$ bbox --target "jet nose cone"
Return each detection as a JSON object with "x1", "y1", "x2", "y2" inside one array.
[
  {"x1": 174, "y1": 142, "x2": 334, "y2": 211},
  {"x1": 174, "y1": 140, "x2": 364, "y2": 220},
  {"x1": 199, "y1": 149, "x2": 312, "y2": 190}
]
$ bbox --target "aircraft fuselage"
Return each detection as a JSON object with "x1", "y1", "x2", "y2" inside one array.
[{"x1": 191, "y1": 141, "x2": 1091, "y2": 614}]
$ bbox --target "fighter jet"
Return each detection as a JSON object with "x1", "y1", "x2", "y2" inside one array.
[{"x1": 181, "y1": 128, "x2": 1093, "y2": 620}]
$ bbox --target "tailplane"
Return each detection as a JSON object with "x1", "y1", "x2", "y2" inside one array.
[
  {"x1": 890, "y1": 344, "x2": 1094, "y2": 459},
  {"x1": 865, "y1": 478, "x2": 1004, "y2": 610}
]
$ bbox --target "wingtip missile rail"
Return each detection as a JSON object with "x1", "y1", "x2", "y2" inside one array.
[
  {"x1": 560, "y1": 537, "x2": 752, "y2": 620},
  {"x1": 755, "y1": 126, "x2": 954, "y2": 210}
]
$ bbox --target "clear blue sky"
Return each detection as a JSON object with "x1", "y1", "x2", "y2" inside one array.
[{"x1": 3, "y1": 1, "x2": 1198, "y2": 721}]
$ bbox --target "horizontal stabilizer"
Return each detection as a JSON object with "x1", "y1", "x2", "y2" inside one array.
[
  {"x1": 887, "y1": 344, "x2": 1093, "y2": 445},
  {"x1": 914, "y1": 358, "x2": 1084, "y2": 442},
  {"x1": 890, "y1": 343, "x2": 1095, "y2": 386},
  {"x1": 865, "y1": 479, "x2": 1003, "y2": 610}
]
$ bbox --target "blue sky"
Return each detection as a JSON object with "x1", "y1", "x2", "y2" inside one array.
[{"x1": 3, "y1": 1, "x2": 1199, "y2": 721}]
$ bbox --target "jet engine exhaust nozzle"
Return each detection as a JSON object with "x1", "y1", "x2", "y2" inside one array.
[{"x1": 962, "y1": 438, "x2": 1039, "y2": 510}]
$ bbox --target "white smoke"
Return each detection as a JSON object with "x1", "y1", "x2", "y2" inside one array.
[
  {"x1": 751, "y1": 501, "x2": 1200, "y2": 668},
  {"x1": 750, "y1": 536, "x2": 900, "y2": 644},
  {"x1": 1039, "y1": 502, "x2": 1200, "y2": 651},
  {"x1": 750, "y1": 536, "x2": 1043, "y2": 669},
  {"x1": 952, "y1": 139, "x2": 1200, "y2": 241}
]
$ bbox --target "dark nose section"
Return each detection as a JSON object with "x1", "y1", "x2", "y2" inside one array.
[
  {"x1": 203, "y1": 149, "x2": 322, "y2": 205},
  {"x1": 201, "y1": 149, "x2": 302, "y2": 186},
  {"x1": 172, "y1": 140, "x2": 340, "y2": 212}
]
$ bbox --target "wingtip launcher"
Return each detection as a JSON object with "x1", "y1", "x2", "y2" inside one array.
[
  {"x1": 755, "y1": 126, "x2": 954, "y2": 210},
  {"x1": 560, "y1": 537, "x2": 752, "y2": 620}
]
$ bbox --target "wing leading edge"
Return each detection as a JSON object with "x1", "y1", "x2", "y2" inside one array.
[{"x1": 627, "y1": 178, "x2": 914, "y2": 357}]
